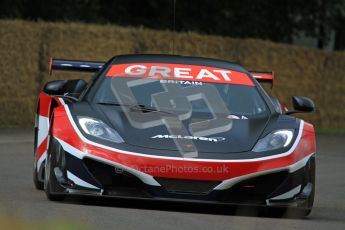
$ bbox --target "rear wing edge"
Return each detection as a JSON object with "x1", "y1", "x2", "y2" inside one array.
[
  {"x1": 249, "y1": 71, "x2": 274, "y2": 88},
  {"x1": 49, "y1": 57, "x2": 105, "y2": 75}
]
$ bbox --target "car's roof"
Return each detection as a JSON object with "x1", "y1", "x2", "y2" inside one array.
[{"x1": 109, "y1": 54, "x2": 248, "y2": 73}]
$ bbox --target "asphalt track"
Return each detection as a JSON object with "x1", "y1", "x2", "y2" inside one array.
[{"x1": 0, "y1": 129, "x2": 344, "y2": 229}]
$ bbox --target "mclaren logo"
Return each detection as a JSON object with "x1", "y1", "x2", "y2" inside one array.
[{"x1": 151, "y1": 135, "x2": 226, "y2": 142}]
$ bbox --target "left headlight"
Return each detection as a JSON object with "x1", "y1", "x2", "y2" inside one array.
[
  {"x1": 252, "y1": 129, "x2": 294, "y2": 152},
  {"x1": 78, "y1": 117, "x2": 124, "y2": 143}
]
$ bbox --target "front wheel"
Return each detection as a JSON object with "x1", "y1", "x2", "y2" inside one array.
[
  {"x1": 44, "y1": 138, "x2": 66, "y2": 201},
  {"x1": 265, "y1": 157, "x2": 315, "y2": 218},
  {"x1": 33, "y1": 115, "x2": 44, "y2": 190},
  {"x1": 33, "y1": 155, "x2": 44, "y2": 190}
]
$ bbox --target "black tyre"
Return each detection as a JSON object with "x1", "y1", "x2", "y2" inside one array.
[
  {"x1": 44, "y1": 138, "x2": 66, "y2": 201},
  {"x1": 265, "y1": 157, "x2": 315, "y2": 218},
  {"x1": 296, "y1": 156, "x2": 316, "y2": 217},
  {"x1": 33, "y1": 157, "x2": 44, "y2": 190},
  {"x1": 33, "y1": 115, "x2": 44, "y2": 190}
]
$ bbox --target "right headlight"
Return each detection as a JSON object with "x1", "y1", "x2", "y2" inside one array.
[
  {"x1": 252, "y1": 129, "x2": 294, "y2": 152},
  {"x1": 78, "y1": 117, "x2": 124, "y2": 143}
]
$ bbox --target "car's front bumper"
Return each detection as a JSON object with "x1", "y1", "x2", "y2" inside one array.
[{"x1": 51, "y1": 139, "x2": 315, "y2": 209}]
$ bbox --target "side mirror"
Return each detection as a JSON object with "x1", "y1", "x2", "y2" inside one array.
[
  {"x1": 43, "y1": 79, "x2": 87, "y2": 98},
  {"x1": 43, "y1": 80, "x2": 67, "y2": 95},
  {"x1": 285, "y1": 96, "x2": 315, "y2": 114},
  {"x1": 62, "y1": 79, "x2": 87, "y2": 96}
]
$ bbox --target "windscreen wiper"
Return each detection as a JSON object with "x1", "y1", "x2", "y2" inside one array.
[
  {"x1": 96, "y1": 102, "x2": 131, "y2": 106},
  {"x1": 96, "y1": 102, "x2": 173, "y2": 114}
]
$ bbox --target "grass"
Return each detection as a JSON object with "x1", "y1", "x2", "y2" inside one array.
[
  {"x1": 316, "y1": 128, "x2": 345, "y2": 135},
  {"x1": 0, "y1": 216, "x2": 89, "y2": 230}
]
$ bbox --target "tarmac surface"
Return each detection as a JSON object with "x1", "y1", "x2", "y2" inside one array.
[{"x1": 0, "y1": 129, "x2": 344, "y2": 229}]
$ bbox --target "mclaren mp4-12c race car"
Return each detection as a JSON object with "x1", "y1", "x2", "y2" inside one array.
[{"x1": 33, "y1": 54, "x2": 316, "y2": 217}]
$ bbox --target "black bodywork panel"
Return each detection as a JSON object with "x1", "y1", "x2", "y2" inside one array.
[{"x1": 66, "y1": 54, "x2": 300, "y2": 160}]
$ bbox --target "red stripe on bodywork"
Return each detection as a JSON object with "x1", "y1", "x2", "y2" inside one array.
[
  {"x1": 37, "y1": 136, "x2": 48, "y2": 159},
  {"x1": 38, "y1": 92, "x2": 64, "y2": 117},
  {"x1": 52, "y1": 106, "x2": 316, "y2": 181},
  {"x1": 38, "y1": 92, "x2": 53, "y2": 117},
  {"x1": 36, "y1": 92, "x2": 64, "y2": 160}
]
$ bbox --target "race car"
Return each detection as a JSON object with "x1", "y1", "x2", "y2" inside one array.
[{"x1": 33, "y1": 54, "x2": 316, "y2": 217}]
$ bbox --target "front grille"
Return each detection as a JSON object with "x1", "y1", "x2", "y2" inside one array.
[
  {"x1": 155, "y1": 178, "x2": 221, "y2": 194},
  {"x1": 219, "y1": 170, "x2": 288, "y2": 204},
  {"x1": 83, "y1": 158, "x2": 150, "y2": 197}
]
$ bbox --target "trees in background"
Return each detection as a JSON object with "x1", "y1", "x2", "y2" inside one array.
[
  {"x1": 295, "y1": 0, "x2": 345, "y2": 49},
  {"x1": 0, "y1": 0, "x2": 344, "y2": 50}
]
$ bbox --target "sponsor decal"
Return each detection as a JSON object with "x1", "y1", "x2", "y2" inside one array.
[
  {"x1": 106, "y1": 63, "x2": 254, "y2": 86},
  {"x1": 159, "y1": 79, "x2": 203, "y2": 85},
  {"x1": 227, "y1": 115, "x2": 248, "y2": 120},
  {"x1": 151, "y1": 135, "x2": 226, "y2": 142}
]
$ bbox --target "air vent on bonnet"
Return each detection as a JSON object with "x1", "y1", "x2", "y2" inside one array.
[{"x1": 155, "y1": 178, "x2": 221, "y2": 194}]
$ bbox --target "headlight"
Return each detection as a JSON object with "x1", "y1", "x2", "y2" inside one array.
[
  {"x1": 252, "y1": 129, "x2": 294, "y2": 152},
  {"x1": 78, "y1": 117, "x2": 124, "y2": 143}
]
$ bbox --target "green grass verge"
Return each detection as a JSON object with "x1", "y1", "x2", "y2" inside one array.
[
  {"x1": 316, "y1": 128, "x2": 345, "y2": 135},
  {"x1": 0, "y1": 216, "x2": 89, "y2": 230}
]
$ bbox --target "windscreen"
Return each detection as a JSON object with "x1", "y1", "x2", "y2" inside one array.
[{"x1": 93, "y1": 63, "x2": 269, "y2": 118}]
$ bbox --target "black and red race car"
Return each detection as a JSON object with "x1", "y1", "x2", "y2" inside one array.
[{"x1": 33, "y1": 54, "x2": 316, "y2": 217}]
